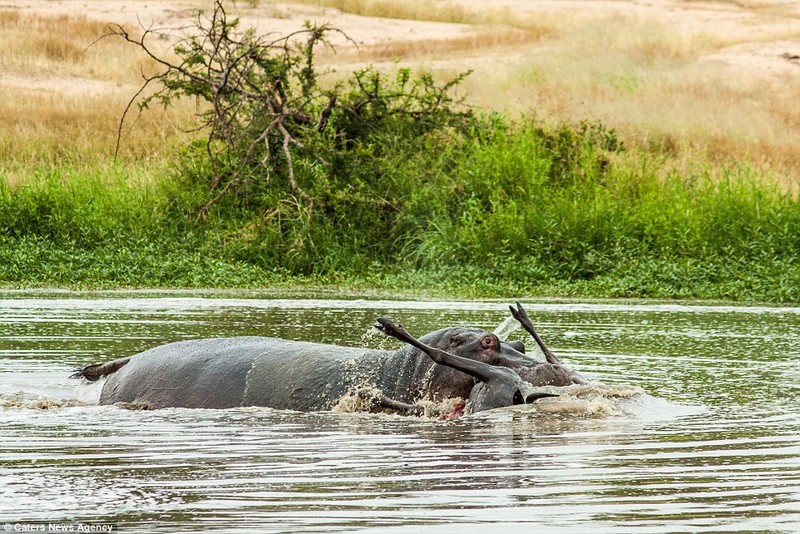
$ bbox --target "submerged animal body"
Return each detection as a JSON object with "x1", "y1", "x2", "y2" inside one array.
[{"x1": 74, "y1": 304, "x2": 586, "y2": 414}]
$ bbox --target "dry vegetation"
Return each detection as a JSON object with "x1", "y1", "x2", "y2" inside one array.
[
  {"x1": 0, "y1": 9, "x2": 195, "y2": 180},
  {"x1": 269, "y1": 0, "x2": 800, "y2": 188},
  {"x1": 457, "y1": 10, "x2": 800, "y2": 187},
  {"x1": 349, "y1": 27, "x2": 544, "y2": 61},
  {"x1": 1, "y1": 0, "x2": 800, "y2": 189},
  {"x1": 266, "y1": 0, "x2": 556, "y2": 31}
]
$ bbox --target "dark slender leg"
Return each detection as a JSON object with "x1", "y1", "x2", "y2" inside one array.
[
  {"x1": 355, "y1": 388, "x2": 423, "y2": 415},
  {"x1": 508, "y1": 303, "x2": 562, "y2": 365},
  {"x1": 377, "y1": 394, "x2": 424, "y2": 416},
  {"x1": 374, "y1": 318, "x2": 508, "y2": 384}
]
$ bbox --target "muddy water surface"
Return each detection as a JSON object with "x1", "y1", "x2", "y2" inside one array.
[{"x1": 1, "y1": 294, "x2": 799, "y2": 532}]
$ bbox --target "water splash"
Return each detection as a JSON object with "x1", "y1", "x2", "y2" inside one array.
[
  {"x1": 522, "y1": 383, "x2": 646, "y2": 417},
  {"x1": 486, "y1": 382, "x2": 704, "y2": 421},
  {"x1": 332, "y1": 385, "x2": 465, "y2": 420},
  {"x1": 492, "y1": 314, "x2": 521, "y2": 341},
  {"x1": 0, "y1": 393, "x2": 91, "y2": 410},
  {"x1": 73, "y1": 376, "x2": 106, "y2": 405},
  {"x1": 359, "y1": 323, "x2": 397, "y2": 350}
]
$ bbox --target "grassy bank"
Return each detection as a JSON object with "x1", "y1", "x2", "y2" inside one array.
[
  {"x1": 1, "y1": 3, "x2": 798, "y2": 303},
  {"x1": 1, "y1": 115, "x2": 797, "y2": 302}
]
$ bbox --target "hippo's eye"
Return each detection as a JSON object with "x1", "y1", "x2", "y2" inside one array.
[{"x1": 448, "y1": 337, "x2": 459, "y2": 347}]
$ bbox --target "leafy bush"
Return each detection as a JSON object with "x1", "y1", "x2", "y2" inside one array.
[
  {"x1": 111, "y1": 0, "x2": 480, "y2": 272},
  {"x1": 117, "y1": 1, "x2": 472, "y2": 214}
]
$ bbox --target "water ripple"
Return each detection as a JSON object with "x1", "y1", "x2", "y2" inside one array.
[{"x1": 1, "y1": 296, "x2": 799, "y2": 532}]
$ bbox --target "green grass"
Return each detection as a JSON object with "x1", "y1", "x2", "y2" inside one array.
[{"x1": 1, "y1": 115, "x2": 798, "y2": 303}]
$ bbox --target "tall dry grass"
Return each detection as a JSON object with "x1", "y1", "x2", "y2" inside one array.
[
  {"x1": 3, "y1": 2, "x2": 800, "y2": 189},
  {"x1": 262, "y1": 1, "x2": 800, "y2": 186},
  {"x1": 348, "y1": 27, "x2": 542, "y2": 61},
  {"x1": 0, "y1": 10, "x2": 158, "y2": 82},
  {"x1": 445, "y1": 10, "x2": 800, "y2": 188},
  {"x1": 0, "y1": 9, "x2": 195, "y2": 181},
  {"x1": 0, "y1": 86, "x2": 190, "y2": 185}
]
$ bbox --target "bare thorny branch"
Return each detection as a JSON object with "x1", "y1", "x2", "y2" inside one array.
[
  {"x1": 109, "y1": 0, "x2": 471, "y2": 220},
  {"x1": 108, "y1": 2, "x2": 336, "y2": 215}
]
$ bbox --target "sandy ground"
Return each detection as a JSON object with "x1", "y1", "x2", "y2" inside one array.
[
  {"x1": 5, "y1": 0, "x2": 475, "y2": 46},
  {"x1": 6, "y1": 0, "x2": 800, "y2": 79}
]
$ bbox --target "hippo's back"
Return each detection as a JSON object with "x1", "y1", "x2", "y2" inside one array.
[{"x1": 99, "y1": 337, "x2": 383, "y2": 410}]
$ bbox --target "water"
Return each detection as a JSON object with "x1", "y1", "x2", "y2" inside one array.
[{"x1": 1, "y1": 293, "x2": 799, "y2": 532}]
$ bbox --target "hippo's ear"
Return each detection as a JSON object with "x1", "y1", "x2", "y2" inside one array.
[{"x1": 525, "y1": 392, "x2": 559, "y2": 403}]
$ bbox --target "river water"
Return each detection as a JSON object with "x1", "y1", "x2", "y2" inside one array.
[{"x1": 1, "y1": 293, "x2": 799, "y2": 533}]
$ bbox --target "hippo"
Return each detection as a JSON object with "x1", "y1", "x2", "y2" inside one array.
[
  {"x1": 374, "y1": 317, "x2": 559, "y2": 413},
  {"x1": 72, "y1": 303, "x2": 586, "y2": 414}
]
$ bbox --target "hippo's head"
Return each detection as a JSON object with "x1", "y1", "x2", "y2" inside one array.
[
  {"x1": 418, "y1": 321, "x2": 587, "y2": 390},
  {"x1": 413, "y1": 326, "x2": 540, "y2": 401},
  {"x1": 376, "y1": 318, "x2": 558, "y2": 414}
]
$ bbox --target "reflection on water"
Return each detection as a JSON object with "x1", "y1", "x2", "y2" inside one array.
[{"x1": 1, "y1": 294, "x2": 799, "y2": 532}]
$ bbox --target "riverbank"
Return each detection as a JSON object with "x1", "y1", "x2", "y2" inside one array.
[
  {"x1": 1, "y1": 1, "x2": 798, "y2": 303},
  {"x1": 1, "y1": 255, "x2": 796, "y2": 303},
  {"x1": 1, "y1": 136, "x2": 797, "y2": 303}
]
